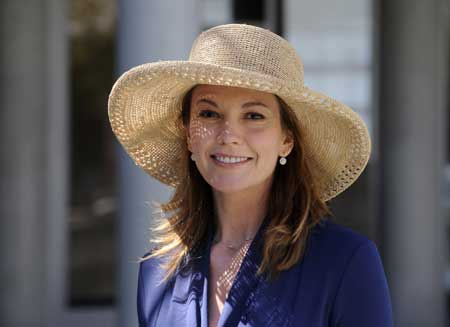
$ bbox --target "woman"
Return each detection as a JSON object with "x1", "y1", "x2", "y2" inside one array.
[{"x1": 108, "y1": 24, "x2": 393, "y2": 327}]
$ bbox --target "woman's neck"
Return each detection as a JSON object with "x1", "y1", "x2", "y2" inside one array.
[{"x1": 212, "y1": 180, "x2": 271, "y2": 246}]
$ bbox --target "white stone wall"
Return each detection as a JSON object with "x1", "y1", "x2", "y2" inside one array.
[{"x1": 285, "y1": 0, "x2": 373, "y2": 134}]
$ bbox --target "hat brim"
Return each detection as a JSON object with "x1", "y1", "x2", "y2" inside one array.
[{"x1": 108, "y1": 61, "x2": 371, "y2": 202}]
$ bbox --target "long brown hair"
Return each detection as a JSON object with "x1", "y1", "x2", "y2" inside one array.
[{"x1": 143, "y1": 86, "x2": 332, "y2": 281}]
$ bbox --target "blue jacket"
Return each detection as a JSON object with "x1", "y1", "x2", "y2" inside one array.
[{"x1": 137, "y1": 218, "x2": 394, "y2": 326}]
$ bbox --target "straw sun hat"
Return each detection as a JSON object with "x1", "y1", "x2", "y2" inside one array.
[{"x1": 108, "y1": 23, "x2": 371, "y2": 202}]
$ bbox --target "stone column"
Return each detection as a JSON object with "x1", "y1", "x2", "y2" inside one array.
[
  {"x1": 378, "y1": 0, "x2": 449, "y2": 325},
  {"x1": 0, "y1": 0, "x2": 68, "y2": 326}
]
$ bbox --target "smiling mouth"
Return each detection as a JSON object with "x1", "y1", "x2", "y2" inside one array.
[{"x1": 211, "y1": 154, "x2": 253, "y2": 164}]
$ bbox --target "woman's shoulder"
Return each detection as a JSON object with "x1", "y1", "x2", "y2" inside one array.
[
  {"x1": 138, "y1": 250, "x2": 171, "y2": 282},
  {"x1": 310, "y1": 219, "x2": 393, "y2": 325},
  {"x1": 304, "y1": 217, "x2": 382, "y2": 274},
  {"x1": 138, "y1": 249, "x2": 177, "y2": 297},
  {"x1": 310, "y1": 217, "x2": 375, "y2": 253},
  {"x1": 137, "y1": 251, "x2": 173, "y2": 325},
  {"x1": 257, "y1": 218, "x2": 392, "y2": 326}
]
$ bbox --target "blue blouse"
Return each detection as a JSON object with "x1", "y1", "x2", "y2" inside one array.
[{"x1": 137, "y1": 218, "x2": 394, "y2": 326}]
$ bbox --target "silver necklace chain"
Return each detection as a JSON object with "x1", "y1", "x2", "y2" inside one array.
[
  {"x1": 212, "y1": 234, "x2": 254, "y2": 251},
  {"x1": 215, "y1": 238, "x2": 252, "y2": 294}
]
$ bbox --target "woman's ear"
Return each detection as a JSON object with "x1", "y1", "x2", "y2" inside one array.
[{"x1": 280, "y1": 131, "x2": 294, "y2": 157}]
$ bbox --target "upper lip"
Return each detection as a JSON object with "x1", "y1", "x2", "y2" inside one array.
[{"x1": 211, "y1": 152, "x2": 252, "y2": 159}]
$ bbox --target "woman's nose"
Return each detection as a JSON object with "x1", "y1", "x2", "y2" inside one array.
[{"x1": 216, "y1": 121, "x2": 242, "y2": 145}]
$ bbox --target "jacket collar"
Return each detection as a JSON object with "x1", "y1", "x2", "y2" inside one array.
[{"x1": 170, "y1": 216, "x2": 269, "y2": 327}]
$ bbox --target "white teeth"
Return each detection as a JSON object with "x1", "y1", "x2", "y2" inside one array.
[{"x1": 215, "y1": 155, "x2": 248, "y2": 164}]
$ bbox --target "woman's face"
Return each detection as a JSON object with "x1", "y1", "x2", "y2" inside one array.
[{"x1": 187, "y1": 84, "x2": 293, "y2": 194}]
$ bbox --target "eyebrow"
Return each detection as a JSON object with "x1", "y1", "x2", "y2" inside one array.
[
  {"x1": 196, "y1": 98, "x2": 218, "y2": 107},
  {"x1": 195, "y1": 98, "x2": 269, "y2": 109},
  {"x1": 242, "y1": 101, "x2": 269, "y2": 109}
]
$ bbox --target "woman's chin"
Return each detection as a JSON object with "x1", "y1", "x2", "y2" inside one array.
[{"x1": 207, "y1": 177, "x2": 251, "y2": 194}]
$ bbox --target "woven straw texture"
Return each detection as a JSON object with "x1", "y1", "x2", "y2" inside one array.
[{"x1": 108, "y1": 24, "x2": 371, "y2": 202}]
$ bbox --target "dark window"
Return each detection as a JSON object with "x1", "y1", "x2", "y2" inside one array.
[{"x1": 69, "y1": 0, "x2": 117, "y2": 307}]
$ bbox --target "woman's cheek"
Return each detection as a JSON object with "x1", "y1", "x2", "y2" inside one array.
[
  {"x1": 189, "y1": 120, "x2": 216, "y2": 150},
  {"x1": 249, "y1": 131, "x2": 282, "y2": 156}
]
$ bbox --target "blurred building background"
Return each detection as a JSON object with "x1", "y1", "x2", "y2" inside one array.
[{"x1": 0, "y1": 0, "x2": 449, "y2": 326}]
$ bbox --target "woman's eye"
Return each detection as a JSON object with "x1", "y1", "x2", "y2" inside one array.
[
  {"x1": 198, "y1": 109, "x2": 219, "y2": 119},
  {"x1": 246, "y1": 112, "x2": 265, "y2": 120}
]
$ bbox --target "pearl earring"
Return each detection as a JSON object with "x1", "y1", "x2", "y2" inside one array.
[
  {"x1": 279, "y1": 156, "x2": 287, "y2": 165},
  {"x1": 191, "y1": 153, "x2": 196, "y2": 161}
]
